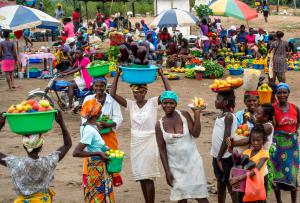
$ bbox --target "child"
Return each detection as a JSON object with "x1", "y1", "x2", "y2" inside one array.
[
  {"x1": 228, "y1": 104, "x2": 274, "y2": 154},
  {"x1": 211, "y1": 90, "x2": 238, "y2": 203},
  {"x1": 229, "y1": 125, "x2": 269, "y2": 203}
]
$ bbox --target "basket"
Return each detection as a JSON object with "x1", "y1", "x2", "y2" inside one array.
[
  {"x1": 107, "y1": 157, "x2": 124, "y2": 173},
  {"x1": 258, "y1": 91, "x2": 272, "y2": 104},
  {"x1": 87, "y1": 63, "x2": 110, "y2": 77},
  {"x1": 4, "y1": 110, "x2": 57, "y2": 135},
  {"x1": 231, "y1": 168, "x2": 247, "y2": 192},
  {"x1": 120, "y1": 66, "x2": 158, "y2": 84},
  {"x1": 229, "y1": 68, "x2": 244, "y2": 75}
]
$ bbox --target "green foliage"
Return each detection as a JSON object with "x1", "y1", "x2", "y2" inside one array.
[{"x1": 193, "y1": 4, "x2": 213, "y2": 20}]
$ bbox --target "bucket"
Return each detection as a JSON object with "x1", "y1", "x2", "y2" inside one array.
[
  {"x1": 258, "y1": 91, "x2": 272, "y2": 104},
  {"x1": 107, "y1": 157, "x2": 124, "y2": 173},
  {"x1": 231, "y1": 168, "x2": 247, "y2": 192},
  {"x1": 18, "y1": 72, "x2": 24, "y2": 79},
  {"x1": 196, "y1": 71, "x2": 203, "y2": 80}
]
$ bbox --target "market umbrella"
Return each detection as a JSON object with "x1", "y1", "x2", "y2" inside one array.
[
  {"x1": 150, "y1": 8, "x2": 200, "y2": 28},
  {"x1": 209, "y1": 0, "x2": 257, "y2": 21},
  {"x1": 0, "y1": 5, "x2": 61, "y2": 31}
]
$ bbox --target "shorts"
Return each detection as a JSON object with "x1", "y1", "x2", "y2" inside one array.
[
  {"x1": 263, "y1": 11, "x2": 269, "y2": 17},
  {"x1": 74, "y1": 77, "x2": 86, "y2": 91},
  {"x1": 212, "y1": 156, "x2": 234, "y2": 184},
  {"x1": 1, "y1": 59, "x2": 15, "y2": 72}
]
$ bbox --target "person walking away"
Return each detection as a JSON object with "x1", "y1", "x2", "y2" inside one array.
[
  {"x1": 211, "y1": 90, "x2": 238, "y2": 203},
  {"x1": 61, "y1": 48, "x2": 92, "y2": 112},
  {"x1": 54, "y1": 3, "x2": 64, "y2": 20},
  {"x1": 271, "y1": 83, "x2": 299, "y2": 203},
  {"x1": 73, "y1": 99, "x2": 115, "y2": 202},
  {"x1": 200, "y1": 19, "x2": 210, "y2": 54},
  {"x1": 229, "y1": 125, "x2": 269, "y2": 203},
  {"x1": 110, "y1": 69, "x2": 171, "y2": 203},
  {"x1": 156, "y1": 91, "x2": 209, "y2": 203},
  {"x1": 72, "y1": 8, "x2": 81, "y2": 33},
  {"x1": 0, "y1": 110, "x2": 72, "y2": 202},
  {"x1": 0, "y1": 30, "x2": 18, "y2": 91},
  {"x1": 262, "y1": 1, "x2": 270, "y2": 23},
  {"x1": 268, "y1": 31, "x2": 289, "y2": 83}
]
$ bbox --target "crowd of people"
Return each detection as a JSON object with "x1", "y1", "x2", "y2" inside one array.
[{"x1": 0, "y1": 2, "x2": 299, "y2": 203}]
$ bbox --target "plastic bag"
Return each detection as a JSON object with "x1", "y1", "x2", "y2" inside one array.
[
  {"x1": 243, "y1": 69, "x2": 261, "y2": 91},
  {"x1": 243, "y1": 168, "x2": 266, "y2": 202}
]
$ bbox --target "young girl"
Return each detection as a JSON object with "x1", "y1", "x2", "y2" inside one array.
[
  {"x1": 229, "y1": 125, "x2": 269, "y2": 203},
  {"x1": 211, "y1": 90, "x2": 238, "y2": 203}
]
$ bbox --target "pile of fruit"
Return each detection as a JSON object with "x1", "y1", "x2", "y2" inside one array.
[
  {"x1": 185, "y1": 69, "x2": 196, "y2": 79},
  {"x1": 167, "y1": 73, "x2": 180, "y2": 80},
  {"x1": 226, "y1": 63, "x2": 244, "y2": 70},
  {"x1": 209, "y1": 77, "x2": 243, "y2": 92},
  {"x1": 288, "y1": 60, "x2": 299, "y2": 70},
  {"x1": 290, "y1": 52, "x2": 300, "y2": 61},
  {"x1": 190, "y1": 97, "x2": 206, "y2": 109},
  {"x1": 252, "y1": 57, "x2": 267, "y2": 66},
  {"x1": 236, "y1": 124, "x2": 250, "y2": 137},
  {"x1": 170, "y1": 67, "x2": 186, "y2": 73},
  {"x1": 105, "y1": 149, "x2": 125, "y2": 158},
  {"x1": 257, "y1": 83, "x2": 272, "y2": 92},
  {"x1": 7, "y1": 99, "x2": 53, "y2": 113}
]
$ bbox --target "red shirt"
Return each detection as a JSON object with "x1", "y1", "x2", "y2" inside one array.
[
  {"x1": 72, "y1": 11, "x2": 80, "y2": 23},
  {"x1": 274, "y1": 103, "x2": 298, "y2": 133}
]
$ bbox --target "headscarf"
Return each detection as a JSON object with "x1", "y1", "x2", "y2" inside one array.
[
  {"x1": 80, "y1": 99, "x2": 102, "y2": 119},
  {"x1": 244, "y1": 91, "x2": 258, "y2": 102},
  {"x1": 276, "y1": 82, "x2": 290, "y2": 93},
  {"x1": 160, "y1": 91, "x2": 179, "y2": 103},
  {"x1": 130, "y1": 84, "x2": 148, "y2": 91},
  {"x1": 22, "y1": 134, "x2": 44, "y2": 153},
  {"x1": 93, "y1": 77, "x2": 107, "y2": 85}
]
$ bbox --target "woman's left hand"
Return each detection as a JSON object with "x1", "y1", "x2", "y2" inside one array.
[
  {"x1": 100, "y1": 121, "x2": 113, "y2": 128},
  {"x1": 229, "y1": 177, "x2": 241, "y2": 188}
]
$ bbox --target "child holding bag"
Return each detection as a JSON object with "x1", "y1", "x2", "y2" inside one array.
[{"x1": 229, "y1": 125, "x2": 269, "y2": 203}]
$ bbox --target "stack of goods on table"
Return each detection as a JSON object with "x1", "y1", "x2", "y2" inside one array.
[{"x1": 288, "y1": 52, "x2": 300, "y2": 70}]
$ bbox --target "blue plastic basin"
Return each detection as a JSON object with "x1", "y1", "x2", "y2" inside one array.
[
  {"x1": 229, "y1": 68, "x2": 244, "y2": 75},
  {"x1": 120, "y1": 65, "x2": 159, "y2": 84}
]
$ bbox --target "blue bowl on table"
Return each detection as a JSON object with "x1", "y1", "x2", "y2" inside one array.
[
  {"x1": 120, "y1": 65, "x2": 159, "y2": 84},
  {"x1": 229, "y1": 68, "x2": 244, "y2": 75}
]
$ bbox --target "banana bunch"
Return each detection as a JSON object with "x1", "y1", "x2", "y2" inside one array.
[{"x1": 184, "y1": 69, "x2": 196, "y2": 78}]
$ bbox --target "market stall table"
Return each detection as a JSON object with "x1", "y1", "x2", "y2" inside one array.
[{"x1": 18, "y1": 52, "x2": 55, "y2": 79}]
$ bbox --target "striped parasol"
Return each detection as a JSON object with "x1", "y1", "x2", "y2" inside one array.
[
  {"x1": 150, "y1": 8, "x2": 200, "y2": 28},
  {"x1": 209, "y1": 0, "x2": 258, "y2": 21}
]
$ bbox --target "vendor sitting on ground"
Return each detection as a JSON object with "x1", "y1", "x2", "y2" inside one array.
[{"x1": 61, "y1": 48, "x2": 92, "y2": 112}]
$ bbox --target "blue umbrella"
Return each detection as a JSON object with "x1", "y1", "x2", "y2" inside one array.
[
  {"x1": 150, "y1": 8, "x2": 200, "y2": 28},
  {"x1": 0, "y1": 5, "x2": 61, "y2": 31}
]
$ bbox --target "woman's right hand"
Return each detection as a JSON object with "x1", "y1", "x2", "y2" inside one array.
[
  {"x1": 166, "y1": 170, "x2": 174, "y2": 187},
  {"x1": 226, "y1": 137, "x2": 233, "y2": 147}
]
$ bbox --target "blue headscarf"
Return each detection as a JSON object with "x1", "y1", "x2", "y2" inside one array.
[
  {"x1": 160, "y1": 91, "x2": 178, "y2": 103},
  {"x1": 93, "y1": 77, "x2": 107, "y2": 85},
  {"x1": 276, "y1": 82, "x2": 290, "y2": 93}
]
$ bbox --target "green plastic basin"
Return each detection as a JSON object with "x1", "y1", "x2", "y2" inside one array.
[
  {"x1": 107, "y1": 157, "x2": 124, "y2": 173},
  {"x1": 4, "y1": 110, "x2": 57, "y2": 135},
  {"x1": 87, "y1": 63, "x2": 110, "y2": 77}
]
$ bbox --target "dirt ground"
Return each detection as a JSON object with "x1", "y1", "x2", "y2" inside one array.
[{"x1": 0, "y1": 12, "x2": 300, "y2": 203}]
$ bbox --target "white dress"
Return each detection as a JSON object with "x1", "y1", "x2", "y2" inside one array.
[
  {"x1": 159, "y1": 110, "x2": 208, "y2": 201},
  {"x1": 126, "y1": 97, "x2": 160, "y2": 181}
]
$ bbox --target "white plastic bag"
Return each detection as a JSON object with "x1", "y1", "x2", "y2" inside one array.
[{"x1": 243, "y1": 69, "x2": 261, "y2": 91}]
